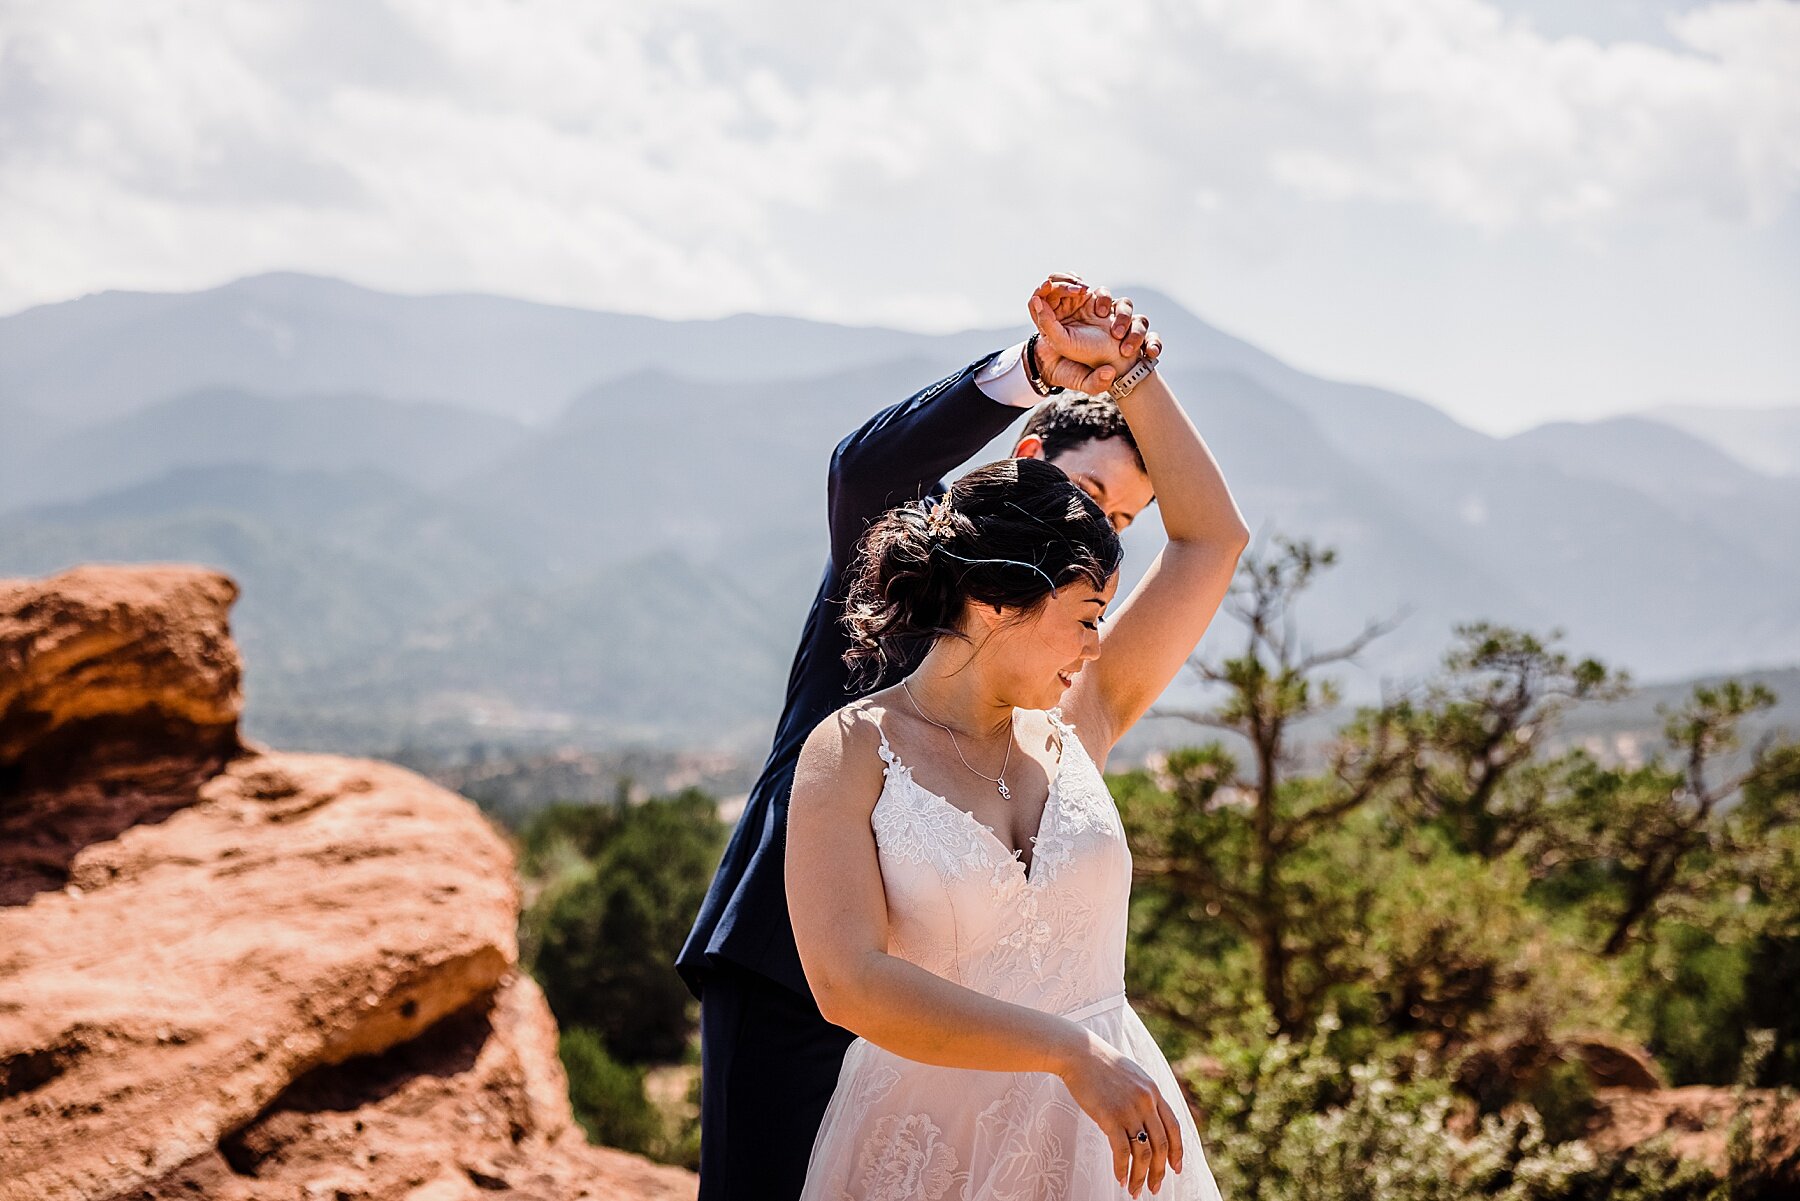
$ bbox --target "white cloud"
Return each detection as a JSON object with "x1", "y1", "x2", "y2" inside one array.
[
  {"x1": 0, "y1": 0, "x2": 1794, "y2": 427},
  {"x1": 1174, "y1": 0, "x2": 1800, "y2": 230}
]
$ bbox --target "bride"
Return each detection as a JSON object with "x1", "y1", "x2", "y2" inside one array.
[{"x1": 785, "y1": 294, "x2": 1249, "y2": 1199}]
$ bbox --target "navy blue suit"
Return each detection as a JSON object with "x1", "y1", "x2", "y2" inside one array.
[{"x1": 677, "y1": 350, "x2": 1029, "y2": 1198}]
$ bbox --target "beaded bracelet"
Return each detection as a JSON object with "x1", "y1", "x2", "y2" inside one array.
[{"x1": 1023, "y1": 334, "x2": 1063, "y2": 398}]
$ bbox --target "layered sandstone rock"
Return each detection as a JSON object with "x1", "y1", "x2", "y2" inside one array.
[
  {"x1": 0, "y1": 564, "x2": 694, "y2": 1201},
  {"x1": 0, "y1": 566, "x2": 245, "y2": 903}
]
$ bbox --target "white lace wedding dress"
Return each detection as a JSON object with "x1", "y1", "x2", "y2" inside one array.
[{"x1": 798, "y1": 707, "x2": 1224, "y2": 1200}]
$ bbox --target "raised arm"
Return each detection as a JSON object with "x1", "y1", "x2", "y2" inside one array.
[{"x1": 1056, "y1": 302, "x2": 1253, "y2": 760}]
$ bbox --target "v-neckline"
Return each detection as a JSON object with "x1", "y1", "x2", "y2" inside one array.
[{"x1": 878, "y1": 715, "x2": 1068, "y2": 885}]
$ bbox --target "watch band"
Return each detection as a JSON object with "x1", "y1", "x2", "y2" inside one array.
[{"x1": 1100, "y1": 353, "x2": 1157, "y2": 403}]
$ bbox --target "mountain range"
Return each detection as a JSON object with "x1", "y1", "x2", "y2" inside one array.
[{"x1": 2, "y1": 272, "x2": 1795, "y2": 756}]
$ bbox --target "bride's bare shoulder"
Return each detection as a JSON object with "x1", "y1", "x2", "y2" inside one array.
[{"x1": 792, "y1": 697, "x2": 895, "y2": 815}]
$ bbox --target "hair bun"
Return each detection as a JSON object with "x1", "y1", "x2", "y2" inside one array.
[{"x1": 840, "y1": 458, "x2": 1123, "y2": 688}]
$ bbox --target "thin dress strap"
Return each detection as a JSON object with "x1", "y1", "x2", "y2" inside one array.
[
  {"x1": 1042, "y1": 706, "x2": 1085, "y2": 777},
  {"x1": 866, "y1": 710, "x2": 900, "y2": 770}
]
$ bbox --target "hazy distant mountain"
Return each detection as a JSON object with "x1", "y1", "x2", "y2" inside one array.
[
  {"x1": 17, "y1": 461, "x2": 428, "y2": 527},
  {"x1": 1377, "y1": 450, "x2": 1800, "y2": 679},
  {"x1": 461, "y1": 356, "x2": 1559, "y2": 676},
  {"x1": 0, "y1": 398, "x2": 72, "y2": 499},
  {"x1": 0, "y1": 388, "x2": 530, "y2": 512},
  {"x1": 1, "y1": 272, "x2": 1522, "y2": 451},
  {"x1": 1644, "y1": 402, "x2": 1800, "y2": 478},
  {"x1": 0, "y1": 272, "x2": 1010, "y2": 428},
  {"x1": 1490, "y1": 416, "x2": 1800, "y2": 662},
  {"x1": 1503, "y1": 416, "x2": 1766, "y2": 500},
  {"x1": 1140, "y1": 366, "x2": 1554, "y2": 673},
  {"x1": 1679, "y1": 473, "x2": 1800, "y2": 588},
  {"x1": 0, "y1": 464, "x2": 546, "y2": 683},
  {"x1": 1124, "y1": 287, "x2": 1495, "y2": 469},
  {"x1": 283, "y1": 552, "x2": 793, "y2": 752},
  {"x1": 459, "y1": 357, "x2": 949, "y2": 587},
  {"x1": 1, "y1": 273, "x2": 1795, "y2": 752}
]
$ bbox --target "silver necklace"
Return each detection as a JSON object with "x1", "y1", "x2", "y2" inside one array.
[{"x1": 901, "y1": 678, "x2": 1014, "y2": 801}]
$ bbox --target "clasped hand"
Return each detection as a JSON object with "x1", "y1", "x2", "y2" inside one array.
[{"x1": 1027, "y1": 272, "x2": 1163, "y2": 396}]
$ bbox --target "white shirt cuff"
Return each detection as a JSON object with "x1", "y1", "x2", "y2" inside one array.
[{"x1": 974, "y1": 341, "x2": 1042, "y2": 409}]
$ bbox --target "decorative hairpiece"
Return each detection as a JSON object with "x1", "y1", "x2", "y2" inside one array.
[
  {"x1": 932, "y1": 547, "x2": 1060, "y2": 597},
  {"x1": 917, "y1": 494, "x2": 957, "y2": 539}
]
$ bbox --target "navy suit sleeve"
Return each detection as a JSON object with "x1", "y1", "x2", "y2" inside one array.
[{"x1": 827, "y1": 350, "x2": 1026, "y2": 577}]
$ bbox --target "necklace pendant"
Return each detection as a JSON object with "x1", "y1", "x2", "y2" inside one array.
[{"x1": 996, "y1": 778, "x2": 1011, "y2": 802}]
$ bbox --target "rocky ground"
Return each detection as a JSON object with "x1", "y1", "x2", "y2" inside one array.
[{"x1": 0, "y1": 564, "x2": 695, "y2": 1201}]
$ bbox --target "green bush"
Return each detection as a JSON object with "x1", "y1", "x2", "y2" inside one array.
[
  {"x1": 523, "y1": 788, "x2": 725, "y2": 1063},
  {"x1": 1630, "y1": 922, "x2": 1752, "y2": 1086},
  {"x1": 519, "y1": 790, "x2": 631, "y2": 871},
  {"x1": 1523, "y1": 1058, "x2": 1598, "y2": 1146},
  {"x1": 1184, "y1": 1012, "x2": 1726, "y2": 1201},
  {"x1": 559, "y1": 1026, "x2": 663, "y2": 1156},
  {"x1": 1744, "y1": 934, "x2": 1800, "y2": 1087}
]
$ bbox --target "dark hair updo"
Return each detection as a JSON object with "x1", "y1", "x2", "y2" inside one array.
[{"x1": 841, "y1": 456, "x2": 1123, "y2": 687}]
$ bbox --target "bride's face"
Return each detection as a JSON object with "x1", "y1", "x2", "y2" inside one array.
[{"x1": 979, "y1": 571, "x2": 1120, "y2": 709}]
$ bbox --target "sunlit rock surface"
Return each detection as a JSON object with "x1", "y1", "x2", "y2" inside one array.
[{"x1": 0, "y1": 563, "x2": 695, "y2": 1200}]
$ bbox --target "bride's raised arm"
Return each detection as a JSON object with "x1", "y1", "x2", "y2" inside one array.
[{"x1": 1051, "y1": 298, "x2": 1252, "y2": 762}]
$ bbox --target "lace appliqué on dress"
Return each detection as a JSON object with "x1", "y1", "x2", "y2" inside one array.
[
  {"x1": 866, "y1": 707, "x2": 1122, "y2": 1010},
  {"x1": 853, "y1": 1065, "x2": 901, "y2": 1112},
  {"x1": 971, "y1": 1083, "x2": 1081, "y2": 1201},
  {"x1": 849, "y1": 1112, "x2": 963, "y2": 1201},
  {"x1": 868, "y1": 707, "x2": 1117, "y2": 892},
  {"x1": 871, "y1": 734, "x2": 994, "y2": 882},
  {"x1": 1041, "y1": 707, "x2": 1119, "y2": 846}
]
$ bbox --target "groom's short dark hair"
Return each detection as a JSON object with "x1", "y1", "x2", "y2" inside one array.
[{"x1": 1021, "y1": 396, "x2": 1145, "y2": 472}]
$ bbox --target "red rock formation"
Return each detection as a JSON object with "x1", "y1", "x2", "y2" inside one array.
[
  {"x1": 1587, "y1": 1085, "x2": 1800, "y2": 1180},
  {"x1": 0, "y1": 564, "x2": 695, "y2": 1200},
  {"x1": 1440, "y1": 1004, "x2": 1798, "y2": 1181},
  {"x1": 0, "y1": 566, "x2": 245, "y2": 903},
  {"x1": 1454, "y1": 1027, "x2": 1668, "y2": 1107}
]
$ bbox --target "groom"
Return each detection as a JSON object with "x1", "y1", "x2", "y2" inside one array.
[{"x1": 676, "y1": 275, "x2": 1160, "y2": 1198}]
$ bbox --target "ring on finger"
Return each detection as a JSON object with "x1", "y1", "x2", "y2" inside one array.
[{"x1": 1134, "y1": 1127, "x2": 1150, "y2": 1143}]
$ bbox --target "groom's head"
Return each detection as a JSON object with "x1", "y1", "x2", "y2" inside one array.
[{"x1": 1012, "y1": 396, "x2": 1154, "y2": 533}]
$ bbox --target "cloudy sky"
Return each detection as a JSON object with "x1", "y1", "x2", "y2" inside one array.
[{"x1": 2, "y1": 0, "x2": 1796, "y2": 434}]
